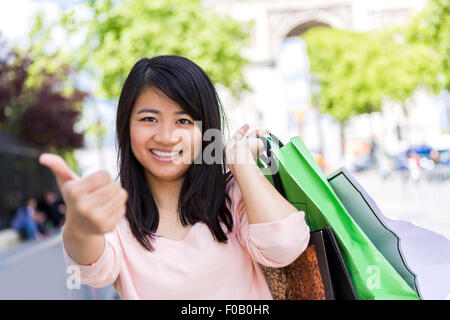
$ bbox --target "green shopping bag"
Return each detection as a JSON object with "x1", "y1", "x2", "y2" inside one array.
[
  {"x1": 327, "y1": 167, "x2": 421, "y2": 298},
  {"x1": 256, "y1": 134, "x2": 420, "y2": 300}
]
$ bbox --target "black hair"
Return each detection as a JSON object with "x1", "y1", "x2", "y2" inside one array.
[{"x1": 116, "y1": 55, "x2": 233, "y2": 251}]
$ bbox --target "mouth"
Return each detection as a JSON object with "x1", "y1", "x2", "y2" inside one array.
[{"x1": 149, "y1": 148, "x2": 183, "y2": 162}]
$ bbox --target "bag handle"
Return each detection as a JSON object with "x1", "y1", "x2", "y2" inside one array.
[{"x1": 257, "y1": 134, "x2": 286, "y2": 198}]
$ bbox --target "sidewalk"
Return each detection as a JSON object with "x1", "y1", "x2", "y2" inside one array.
[
  {"x1": 0, "y1": 230, "x2": 118, "y2": 299},
  {"x1": 353, "y1": 170, "x2": 450, "y2": 240}
]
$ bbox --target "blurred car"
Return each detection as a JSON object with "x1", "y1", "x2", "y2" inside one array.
[
  {"x1": 405, "y1": 144, "x2": 432, "y2": 157},
  {"x1": 438, "y1": 149, "x2": 450, "y2": 167}
]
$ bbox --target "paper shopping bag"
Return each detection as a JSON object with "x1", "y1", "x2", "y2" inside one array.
[
  {"x1": 327, "y1": 167, "x2": 421, "y2": 298},
  {"x1": 256, "y1": 134, "x2": 419, "y2": 300}
]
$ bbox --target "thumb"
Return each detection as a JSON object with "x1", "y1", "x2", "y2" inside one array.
[{"x1": 39, "y1": 153, "x2": 79, "y2": 187}]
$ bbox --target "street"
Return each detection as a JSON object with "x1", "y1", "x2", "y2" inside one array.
[{"x1": 352, "y1": 171, "x2": 450, "y2": 240}]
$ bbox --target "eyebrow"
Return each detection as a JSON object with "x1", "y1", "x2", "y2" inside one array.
[{"x1": 136, "y1": 108, "x2": 188, "y2": 116}]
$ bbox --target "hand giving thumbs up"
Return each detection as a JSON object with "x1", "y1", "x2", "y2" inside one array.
[{"x1": 39, "y1": 153, "x2": 128, "y2": 237}]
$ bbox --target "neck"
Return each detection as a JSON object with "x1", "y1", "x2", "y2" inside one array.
[{"x1": 145, "y1": 172, "x2": 185, "y2": 218}]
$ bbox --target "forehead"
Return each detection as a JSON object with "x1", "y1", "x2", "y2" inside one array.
[{"x1": 132, "y1": 88, "x2": 183, "y2": 114}]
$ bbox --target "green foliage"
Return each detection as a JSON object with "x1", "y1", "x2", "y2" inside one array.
[
  {"x1": 302, "y1": 28, "x2": 377, "y2": 122},
  {"x1": 301, "y1": 25, "x2": 441, "y2": 122},
  {"x1": 302, "y1": 28, "x2": 381, "y2": 122},
  {"x1": 51, "y1": 147, "x2": 81, "y2": 175},
  {"x1": 406, "y1": 0, "x2": 450, "y2": 90},
  {"x1": 19, "y1": 12, "x2": 75, "y2": 91},
  {"x1": 59, "y1": 0, "x2": 251, "y2": 99}
]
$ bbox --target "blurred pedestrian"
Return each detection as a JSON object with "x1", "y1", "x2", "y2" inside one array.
[
  {"x1": 10, "y1": 197, "x2": 47, "y2": 240},
  {"x1": 39, "y1": 191, "x2": 65, "y2": 228},
  {"x1": 430, "y1": 149, "x2": 440, "y2": 165},
  {"x1": 369, "y1": 137, "x2": 379, "y2": 168},
  {"x1": 378, "y1": 152, "x2": 391, "y2": 180},
  {"x1": 407, "y1": 152, "x2": 421, "y2": 183}
]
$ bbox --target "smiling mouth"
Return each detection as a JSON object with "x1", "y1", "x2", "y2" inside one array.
[{"x1": 150, "y1": 149, "x2": 183, "y2": 158}]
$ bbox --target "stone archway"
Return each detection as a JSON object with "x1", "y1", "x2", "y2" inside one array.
[
  {"x1": 285, "y1": 20, "x2": 330, "y2": 37},
  {"x1": 269, "y1": 7, "x2": 351, "y2": 61},
  {"x1": 275, "y1": 16, "x2": 342, "y2": 161}
]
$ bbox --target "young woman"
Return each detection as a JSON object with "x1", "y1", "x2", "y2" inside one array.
[{"x1": 39, "y1": 55, "x2": 310, "y2": 299}]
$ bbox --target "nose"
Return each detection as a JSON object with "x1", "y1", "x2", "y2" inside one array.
[{"x1": 154, "y1": 124, "x2": 180, "y2": 145}]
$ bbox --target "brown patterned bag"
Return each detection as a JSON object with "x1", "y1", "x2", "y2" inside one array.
[{"x1": 259, "y1": 227, "x2": 358, "y2": 300}]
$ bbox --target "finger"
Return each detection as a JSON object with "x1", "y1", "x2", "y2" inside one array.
[
  {"x1": 246, "y1": 130, "x2": 258, "y2": 139},
  {"x1": 233, "y1": 123, "x2": 250, "y2": 141},
  {"x1": 72, "y1": 170, "x2": 112, "y2": 195},
  {"x1": 106, "y1": 190, "x2": 128, "y2": 219},
  {"x1": 39, "y1": 153, "x2": 79, "y2": 187},
  {"x1": 94, "y1": 189, "x2": 128, "y2": 221},
  {"x1": 255, "y1": 129, "x2": 270, "y2": 137},
  {"x1": 248, "y1": 129, "x2": 269, "y2": 139},
  {"x1": 85, "y1": 181, "x2": 123, "y2": 209},
  {"x1": 256, "y1": 138, "x2": 266, "y2": 155},
  {"x1": 105, "y1": 200, "x2": 127, "y2": 231}
]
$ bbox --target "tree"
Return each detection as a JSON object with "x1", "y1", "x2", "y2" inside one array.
[
  {"x1": 0, "y1": 37, "x2": 30, "y2": 125},
  {"x1": 301, "y1": 26, "x2": 441, "y2": 152},
  {"x1": 58, "y1": 0, "x2": 251, "y2": 99},
  {"x1": 302, "y1": 27, "x2": 440, "y2": 121},
  {"x1": 406, "y1": 0, "x2": 450, "y2": 90},
  {"x1": 0, "y1": 35, "x2": 87, "y2": 171},
  {"x1": 302, "y1": 29, "x2": 381, "y2": 123}
]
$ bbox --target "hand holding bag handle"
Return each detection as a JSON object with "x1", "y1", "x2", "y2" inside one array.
[
  {"x1": 257, "y1": 134, "x2": 285, "y2": 198},
  {"x1": 256, "y1": 134, "x2": 358, "y2": 300}
]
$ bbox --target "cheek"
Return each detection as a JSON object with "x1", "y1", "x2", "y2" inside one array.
[
  {"x1": 175, "y1": 127, "x2": 202, "y2": 152},
  {"x1": 191, "y1": 127, "x2": 203, "y2": 157},
  {"x1": 172, "y1": 128, "x2": 201, "y2": 165},
  {"x1": 130, "y1": 124, "x2": 150, "y2": 157}
]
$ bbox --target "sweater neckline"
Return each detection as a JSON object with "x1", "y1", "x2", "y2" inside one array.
[{"x1": 151, "y1": 222, "x2": 200, "y2": 247}]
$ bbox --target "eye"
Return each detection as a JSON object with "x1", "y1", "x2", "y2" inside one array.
[
  {"x1": 141, "y1": 116, "x2": 157, "y2": 122},
  {"x1": 177, "y1": 118, "x2": 192, "y2": 125}
]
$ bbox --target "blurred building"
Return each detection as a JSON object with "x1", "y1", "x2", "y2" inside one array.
[{"x1": 205, "y1": 0, "x2": 448, "y2": 171}]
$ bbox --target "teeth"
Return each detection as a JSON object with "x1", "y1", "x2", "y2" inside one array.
[{"x1": 151, "y1": 150, "x2": 181, "y2": 158}]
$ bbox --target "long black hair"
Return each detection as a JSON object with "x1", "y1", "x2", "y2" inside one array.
[{"x1": 116, "y1": 55, "x2": 233, "y2": 251}]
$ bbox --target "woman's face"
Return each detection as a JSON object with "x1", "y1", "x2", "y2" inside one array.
[{"x1": 130, "y1": 88, "x2": 202, "y2": 183}]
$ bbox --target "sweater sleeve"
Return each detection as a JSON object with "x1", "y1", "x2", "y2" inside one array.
[
  {"x1": 226, "y1": 177, "x2": 310, "y2": 268},
  {"x1": 61, "y1": 226, "x2": 122, "y2": 288}
]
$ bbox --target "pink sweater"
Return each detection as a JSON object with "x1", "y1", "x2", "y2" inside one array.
[{"x1": 62, "y1": 178, "x2": 310, "y2": 299}]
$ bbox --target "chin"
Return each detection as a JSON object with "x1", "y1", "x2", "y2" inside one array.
[{"x1": 146, "y1": 166, "x2": 190, "y2": 182}]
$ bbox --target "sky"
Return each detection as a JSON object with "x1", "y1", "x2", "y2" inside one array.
[
  {"x1": 0, "y1": 0, "x2": 91, "y2": 49},
  {"x1": 0, "y1": 0, "x2": 59, "y2": 44}
]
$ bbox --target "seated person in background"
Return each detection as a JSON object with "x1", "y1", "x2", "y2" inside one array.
[
  {"x1": 10, "y1": 197, "x2": 47, "y2": 240},
  {"x1": 430, "y1": 149, "x2": 440, "y2": 165},
  {"x1": 56, "y1": 198, "x2": 67, "y2": 225},
  {"x1": 39, "y1": 191, "x2": 65, "y2": 229}
]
